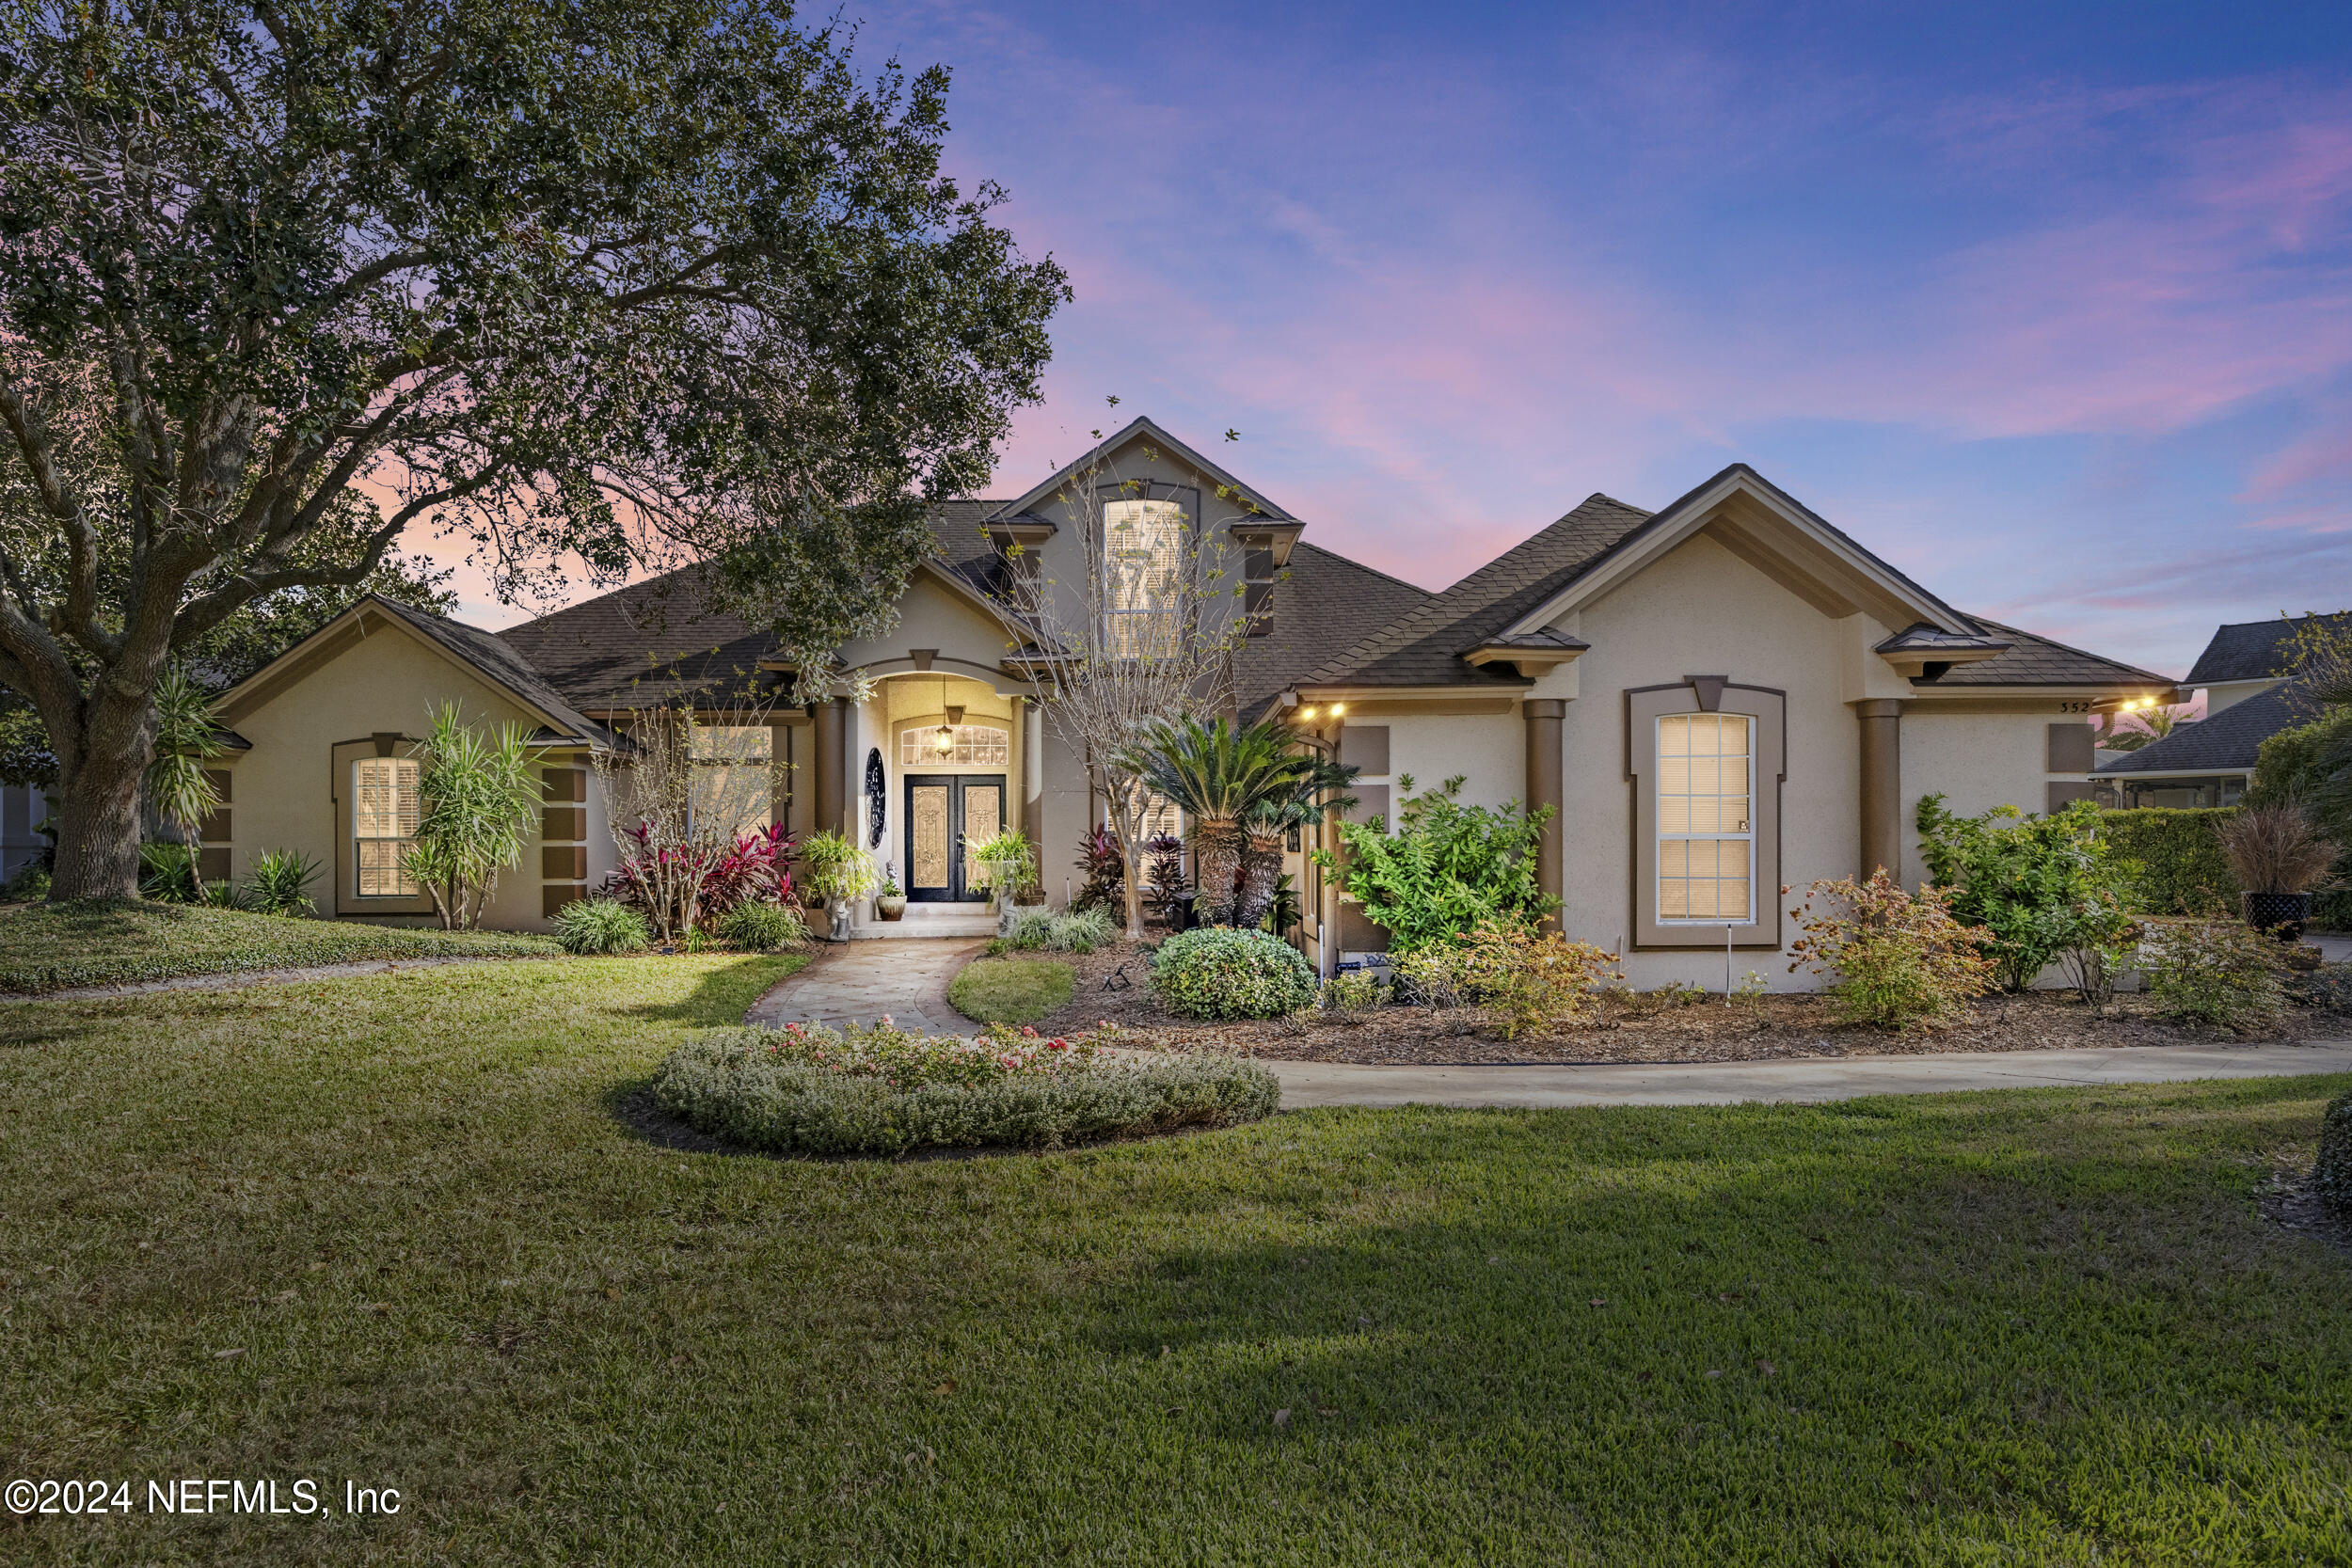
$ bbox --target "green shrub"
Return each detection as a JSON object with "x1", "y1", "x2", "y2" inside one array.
[
  {"x1": 651, "y1": 1024, "x2": 1279, "y2": 1155},
  {"x1": 136, "y1": 841, "x2": 199, "y2": 903},
  {"x1": 2248, "y1": 706, "x2": 2352, "y2": 842},
  {"x1": 0, "y1": 863, "x2": 49, "y2": 901},
  {"x1": 2098, "y1": 807, "x2": 2240, "y2": 916},
  {"x1": 2137, "y1": 919, "x2": 2285, "y2": 1031},
  {"x1": 1007, "y1": 906, "x2": 1115, "y2": 954},
  {"x1": 1916, "y1": 795, "x2": 2137, "y2": 990},
  {"x1": 1788, "y1": 871, "x2": 1998, "y2": 1030},
  {"x1": 716, "y1": 900, "x2": 805, "y2": 952},
  {"x1": 245, "y1": 848, "x2": 320, "y2": 917},
  {"x1": 1151, "y1": 927, "x2": 1318, "y2": 1020},
  {"x1": 2314, "y1": 1091, "x2": 2352, "y2": 1213},
  {"x1": 1320, "y1": 969, "x2": 1381, "y2": 1019},
  {"x1": 553, "y1": 897, "x2": 651, "y2": 956},
  {"x1": 1454, "y1": 923, "x2": 1622, "y2": 1039},
  {"x1": 1311, "y1": 774, "x2": 1555, "y2": 954},
  {"x1": 1393, "y1": 942, "x2": 1472, "y2": 1009}
]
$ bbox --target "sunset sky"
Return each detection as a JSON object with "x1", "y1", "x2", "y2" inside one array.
[{"x1": 443, "y1": 0, "x2": 2352, "y2": 681}]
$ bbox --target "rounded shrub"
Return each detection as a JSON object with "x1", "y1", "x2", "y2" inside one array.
[
  {"x1": 1151, "y1": 927, "x2": 1317, "y2": 1020},
  {"x1": 553, "y1": 897, "x2": 651, "y2": 956},
  {"x1": 718, "y1": 900, "x2": 805, "y2": 952},
  {"x1": 652, "y1": 1027, "x2": 1279, "y2": 1156},
  {"x1": 2314, "y1": 1091, "x2": 2352, "y2": 1214}
]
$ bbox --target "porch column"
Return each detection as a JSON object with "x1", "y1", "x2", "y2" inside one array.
[
  {"x1": 1018, "y1": 698, "x2": 1045, "y2": 885},
  {"x1": 814, "y1": 697, "x2": 847, "y2": 838},
  {"x1": 1855, "y1": 699, "x2": 1902, "y2": 879},
  {"x1": 1522, "y1": 698, "x2": 1566, "y2": 931}
]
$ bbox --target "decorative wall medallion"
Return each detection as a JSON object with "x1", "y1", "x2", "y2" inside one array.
[{"x1": 864, "y1": 748, "x2": 885, "y2": 847}]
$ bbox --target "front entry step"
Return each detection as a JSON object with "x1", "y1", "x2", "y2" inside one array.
[{"x1": 850, "y1": 903, "x2": 998, "y2": 941}]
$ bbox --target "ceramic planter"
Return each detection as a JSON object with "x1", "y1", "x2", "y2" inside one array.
[
  {"x1": 2244, "y1": 891, "x2": 2312, "y2": 942},
  {"x1": 875, "y1": 894, "x2": 907, "y2": 922}
]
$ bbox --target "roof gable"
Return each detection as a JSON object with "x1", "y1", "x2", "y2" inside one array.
[
  {"x1": 985, "y1": 416, "x2": 1296, "y2": 526},
  {"x1": 216, "y1": 594, "x2": 615, "y2": 745},
  {"x1": 1498, "y1": 465, "x2": 1973, "y2": 642}
]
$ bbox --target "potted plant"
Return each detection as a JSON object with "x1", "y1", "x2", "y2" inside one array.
[
  {"x1": 874, "y1": 862, "x2": 906, "y2": 922},
  {"x1": 2218, "y1": 803, "x2": 2338, "y2": 942},
  {"x1": 797, "y1": 831, "x2": 877, "y2": 942},
  {"x1": 969, "y1": 829, "x2": 1036, "y2": 932}
]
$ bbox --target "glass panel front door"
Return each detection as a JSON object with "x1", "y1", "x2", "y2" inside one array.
[{"x1": 903, "y1": 774, "x2": 1006, "y2": 901}]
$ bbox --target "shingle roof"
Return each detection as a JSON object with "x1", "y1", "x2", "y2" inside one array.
[
  {"x1": 1301, "y1": 494, "x2": 1656, "y2": 688},
  {"x1": 2093, "y1": 686, "x2": 2297, "y2": 776},
  {"x1": 1234, "y1": 544, "x2": 1435, "y2": 718},
  {"x1": 2183, "y1": 612, "x2": 2352, "y2": 687},
  {"x1": 1909, "y1": 619, "x2": 2171, "y2": 689},
  {"x1": 496, "y1": 503, "x2": 1008, "y2": 710},
  {"x1": 366, "y1": 596, "x2": 617, "y2": 745}
]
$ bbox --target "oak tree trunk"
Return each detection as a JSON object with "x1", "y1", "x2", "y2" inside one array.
[{"x1": 47, "y1": 686, "x2": 157, "y2": 902}]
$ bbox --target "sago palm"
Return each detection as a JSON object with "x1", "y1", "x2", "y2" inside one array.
[
  {"x1": 1127, "y1": 717, "x2": 1311, "y2": 926},
  {"x1": 1239, "y1": 753, "x2": 1359, "y2": 928}
]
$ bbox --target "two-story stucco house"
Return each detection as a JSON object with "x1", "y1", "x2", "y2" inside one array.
[{"x1": 205, "y1": 417, "x2": 2172, "y2": 988}]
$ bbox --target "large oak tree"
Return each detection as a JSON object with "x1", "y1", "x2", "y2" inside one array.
[{"x1": 0, "y1": 0, "x2": 1065, "y2": 898}]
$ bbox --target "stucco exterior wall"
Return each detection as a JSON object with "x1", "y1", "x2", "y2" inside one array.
[
  {"x1": 1898, "y1": 710, "x2": 2058, "y2": 886},
  {"x1": 1543, "y1": 532, "x2": 1862, "y2": 990},
  {"x1": 219, "y1": 621, "x2": 555, "y2": 929}
]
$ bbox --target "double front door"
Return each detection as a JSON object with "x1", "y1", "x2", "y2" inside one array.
[{"x1": 903, "y1": 774, "x2": 1005, "y2": 902}]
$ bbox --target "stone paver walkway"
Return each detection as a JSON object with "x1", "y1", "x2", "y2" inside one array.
[
  {"x1": 1269, "y1": 1040, "x2": 2352, "y2": 1110},
  {"x1": 744, "y1": 938, "x2": 987, "y2": 1036}
]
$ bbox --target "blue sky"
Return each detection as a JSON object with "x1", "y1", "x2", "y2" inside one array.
[{"x1": 462, "y1": 2, "x2": 2352, "y2": 680}]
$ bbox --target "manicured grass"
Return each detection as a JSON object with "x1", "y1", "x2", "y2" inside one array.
[
  {"x1": 946, "y1": 954, "x2": 1074, "y2": 1025},
  {"x1": 0, "y1": 954, "x2": 2347, "y2": 1563},
  {"x1": 0, "y1": 898, "x2": 559, "y2": 992}
]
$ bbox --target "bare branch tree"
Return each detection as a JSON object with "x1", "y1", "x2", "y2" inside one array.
[{"x1": 979, "y1": 419, "x2": 1261, "y2": 941}]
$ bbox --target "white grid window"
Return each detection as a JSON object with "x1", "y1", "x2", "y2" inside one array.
[
  {"x1": 899, "y1": 725, "x2": 1009, "y2": 767},
  {"x1": 353, "y1": 757, "x2": 421, "y2": 896},
  {"x1": 1104, "y1": 498, "x2": 1183, "y2": 657},
  {"x1": 1657, "y1": 713, "x2": 1753, "y2": 923}
]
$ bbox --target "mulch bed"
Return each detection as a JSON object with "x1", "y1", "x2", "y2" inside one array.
[{"x1": 1034, "y1": 941, "x2": 2352, "y2": 1066}]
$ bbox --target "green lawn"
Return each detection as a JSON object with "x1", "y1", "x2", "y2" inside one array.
[
  {"x1": 946, "y1": 955, "x2": 1074, "y2": 1026},
  {"x1": 1, "y1": 954, "x2": 2348, "y2": 1563},
  {"x1": 0, "y1": 899, "x2": 559, "y2": 992}
]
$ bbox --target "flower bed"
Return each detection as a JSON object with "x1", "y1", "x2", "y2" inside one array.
[{"x1": 651, "y1": 1018, "x2": 1279, "y2": 1156}]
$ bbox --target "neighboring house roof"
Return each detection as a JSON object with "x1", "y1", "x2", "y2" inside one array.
[
  {"x1": 1302, "y1": 493, "x2": 1657, "y2": 689},
  {"x1": 1907, "y1": 618, "x2": 2172, "y2": 689},
  {"x1": 1234, "y1": 543, "x2": 1436, "y2": 717},
  {"x1": 2183, "y1": 612, "x2": 2352, "y2": 687},
  {"x1": 2093, "y1": 685, "x2": 2298, "y2": 776}
]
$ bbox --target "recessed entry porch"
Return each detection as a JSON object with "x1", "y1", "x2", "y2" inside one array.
[{"x1": 835, "y1": 667, "x2": 1042, "y2": 940}]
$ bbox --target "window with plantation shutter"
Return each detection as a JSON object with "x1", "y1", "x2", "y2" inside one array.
[{"x1": 353, "y1": 757, "x2": 421, "y2": 896}]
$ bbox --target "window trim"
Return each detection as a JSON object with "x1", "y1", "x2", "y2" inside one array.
[
  {"x1": 331, "y1": 737, "x2": 437, "y2": 917},
  {"x1": 1624, "y1": 682, "x2": 1786, "y2": 950},
  {"x1": 1102, "y1": 495, "x2": 1187, "y2": 657}
]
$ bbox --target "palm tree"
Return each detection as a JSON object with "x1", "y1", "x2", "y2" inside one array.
[
  {"x1": 1239, "y1": 753, "x2": 1358, "y2": 929},
  {"x1": 1128, "y1": 717, "x2": 1311, "y2": 927}
]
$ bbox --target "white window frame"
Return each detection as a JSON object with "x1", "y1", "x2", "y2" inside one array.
[
  {"x1": 352, "y1": 755, "x2": 421, "y2": 897},
  {"x1": 1654, "y1": 712, "x2": 1756, "y2": 925},
  {"x1": 1104, "y1": 498, "x2": 1184, "y2": 657}
]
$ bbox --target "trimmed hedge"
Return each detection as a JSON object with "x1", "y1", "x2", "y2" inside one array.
[
  {"x1": 2315, "y1": 1091, "x2": 2352, "y2": 1213},
  {"x1": 1152, "y1": 927, "x2": 1319, "y2": 1020},
  {"x1": 2098, "y1": 807, "x2": 2239, "y2": 916},
  {"x1": 652, "y1": 1028, "x2": 1279, "y2": 1155}
]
